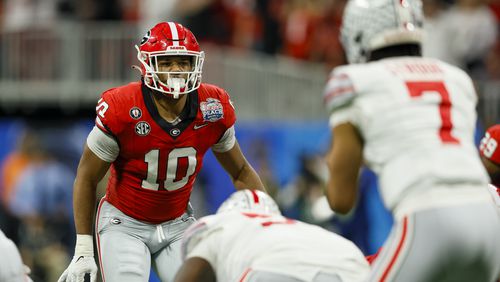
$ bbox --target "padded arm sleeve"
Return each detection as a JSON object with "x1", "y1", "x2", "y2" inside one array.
[
  {"x1": 86, "y1": 126, "x2": 119, "y2": 162},
  {"x1": 212, "y1": 126, "x2": 236, "y2": 153}
]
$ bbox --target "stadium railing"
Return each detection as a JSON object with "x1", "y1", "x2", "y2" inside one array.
[{"x1": 0, "y1": 23, "x2": 498, "y2": 123}]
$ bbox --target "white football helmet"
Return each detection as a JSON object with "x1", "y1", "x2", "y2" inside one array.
[
  {"x1": 341, "y1": 0, "x2": 424, "y2": 64},
  {"x1": 217, "y1": 190, "x2": 281, "y2": 215}
]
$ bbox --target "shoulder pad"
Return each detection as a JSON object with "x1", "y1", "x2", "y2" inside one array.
[
  {"x1": 199, "y1": 83, "x2": 235, "y2": 127},
  {"x1": 95, "y1": 87, "x2": 125, "y2": 136},
  {"x1": 95, "y1": 82, "x2": 142, "y2": 135},
  {"x1": 200, "y1": 83, "x2": 230, "y2": 100}
]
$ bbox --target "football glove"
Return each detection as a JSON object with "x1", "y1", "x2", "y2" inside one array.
[
  {"x1": 58, "y1": 234, "x2": 97, "y2": 282},
  {"x1": 57, "y1": 256, "x2": 97, "y2": 282}
]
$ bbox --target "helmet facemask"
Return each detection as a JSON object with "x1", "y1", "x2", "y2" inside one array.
[{"x1": 136, "y1": 45, "x2": 205, "y2": 99}]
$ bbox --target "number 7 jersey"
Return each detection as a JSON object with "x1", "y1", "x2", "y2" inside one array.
[
  {"x1": 323, "y1": 57, "x2": 489, "y2": 211},
  {"x1": 89, "y1": 82, "x2": 236, "y2": 223}
]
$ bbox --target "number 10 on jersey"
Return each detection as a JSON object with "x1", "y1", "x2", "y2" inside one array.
[{"x1": 142, "y1": 148, "x2": 197, "y2": 191}]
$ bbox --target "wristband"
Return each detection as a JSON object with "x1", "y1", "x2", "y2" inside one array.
[{"x1": 75, "y1": 234, "x2": 94, "y2": 257}]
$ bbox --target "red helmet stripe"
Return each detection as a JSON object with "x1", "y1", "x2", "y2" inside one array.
[
  {"x1": 167, "y1": 22, "x2": 180, "y2": 46},
  {"x1": 250, "y1": 190, "x2": 260, "y2": 203}
]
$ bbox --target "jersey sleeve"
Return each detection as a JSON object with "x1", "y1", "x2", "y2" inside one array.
[
  {"x1": 94, "y1": 88, "x2": 124, "y2": 137},
  {"x1": 86, "y1": 126, "x2": 119, "y2": 162},
  {"x1": 222, "y1": 90, "x2": 236, "y2": 129},
  {"x1": 323, "y1": 69, "x2": 361, "y2": 128},
  {"x1": 213, "y1": 89, "x2": 237, "y2": 148},
  {"x1": 212, "y1": 126, "x2": 236, "y2": 153},
  {"x1": 323, "y1": 69, "x2": 356, "y2": 113},
  {"x1": 181, "y1": 217, "x2": 221, "y2": 267}
]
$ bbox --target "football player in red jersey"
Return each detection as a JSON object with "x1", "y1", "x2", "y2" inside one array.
[
  {"x1": 479, "y1": 124, "x2": 500, "y2": 205},
  {"x1": 58, "y1": 22, "x2": 265, "y2": 282}
]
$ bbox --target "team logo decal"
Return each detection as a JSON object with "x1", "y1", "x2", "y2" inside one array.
[
  {"x1": 135, "y1": 121, "x2": 151, "y2": 136},
  {"x1": 170, "y1": 128, "x2": 181, "y2": 137},
  {"x1": 110, "y1": 218, "x2": 121, "y2": 225},
  {"x1": 140, "y1": 30, "x2": 151, "y2": 45},
  {"x1": 130, "y1": 107, "x2": 142, "y2": 119},
  {"x1": 200, "y1": 98, "x2": 224, "y2": 122}
]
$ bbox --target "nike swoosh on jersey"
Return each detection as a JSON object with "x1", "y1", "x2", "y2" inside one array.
[{"x1": 194, "y1": 123, "x2": 209, "y2": 130}]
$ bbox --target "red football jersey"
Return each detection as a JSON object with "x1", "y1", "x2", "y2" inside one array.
[{"x1": 95, "y1": 82, "x2": 236, "y2": 223}]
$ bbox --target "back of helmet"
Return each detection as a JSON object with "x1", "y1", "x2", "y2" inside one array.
[
  {"x1": 341, "y1": 0, "x2": 424, "y2": 64},
  {"x1": 217, "y1": 190, "x2": 281, "y2": 215}
]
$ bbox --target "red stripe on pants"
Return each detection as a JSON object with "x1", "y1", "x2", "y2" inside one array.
[{"x1": 380, "y1": 216, "x2": 408, "y2": 282}]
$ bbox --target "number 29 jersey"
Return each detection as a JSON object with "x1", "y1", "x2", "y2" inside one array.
[
  {"x1": 323, "y1": 57, "x2": 489, "y2": 212},
  {"x1": 89, "y1": 82, "x2": 236, "y2": 223}
]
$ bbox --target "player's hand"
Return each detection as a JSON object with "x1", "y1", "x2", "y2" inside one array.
[
  {"x1": 57, "y1": 256, "x2": 97, "y2": 282},
  {"x1": 24, "y1": 265, "x2": 34, "y2": 282}
]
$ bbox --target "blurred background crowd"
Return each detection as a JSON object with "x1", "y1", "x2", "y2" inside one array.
[
  {"x1": 1, "y1": 0, "x2": 499, "y2": 76},
  {"x1": 0, "y1": 0, "x2": 498, "y2": 281}
]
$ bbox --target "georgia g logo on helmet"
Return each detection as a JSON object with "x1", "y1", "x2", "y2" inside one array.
[
  {"x1": 140, "y1": 30, "x2": 151, "y2": 46},
  {"x1": 135, "y1": 22, "x2": 205, "y2": 99}
]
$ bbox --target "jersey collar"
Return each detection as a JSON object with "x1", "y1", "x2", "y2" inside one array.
[{"x1": 141, "y1": 82, "x2": 199, "y2": 138}]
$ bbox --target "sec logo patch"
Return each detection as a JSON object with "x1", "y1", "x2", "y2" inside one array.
[{"x1": 135, "y1": 121, "x2": 151, "y2": 136}]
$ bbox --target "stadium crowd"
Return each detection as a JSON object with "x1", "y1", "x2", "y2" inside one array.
[{"x1": 0, "y1": 0, "x2": 499, "y2": 77}]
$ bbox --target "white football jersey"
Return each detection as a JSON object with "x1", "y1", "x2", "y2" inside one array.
[
  {"x1": 182, "y1": 211, "x2": 369, "y2": 282},
  {"x1": 0, "y1": 230, "x2": 28, "y2": 282},
  {"x1": 324, "y1": 57, "x2": 490, "y2": 213}
]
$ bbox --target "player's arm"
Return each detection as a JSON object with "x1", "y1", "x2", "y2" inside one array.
[
  {"x1": 58, "y1": 144, "x2": 110, "y2": 282},
  {"x1": 73, "y1": 144, "x2": 111, "y2": 235},
  {"x1": 324, "y1": 122, "x2": 363, "y2": 214},
  {"x1": 214, "y1": 140, "x2": 265, "y2": 192},
  {"x1": 74, "y1": 122, "x2": 118, "y2": 235},
  {"x1": 174, "y1": 257, "x2": 216, "y2": 282},
  {"x1": 323, "y1": 69, "x2": 363, "y2": 214},
  {"x1": 212, "y1": 126, "x2": 265, "y2": 192},
  {"x1": 59, "y1": 124, "x2": 117, "y2": 282}
]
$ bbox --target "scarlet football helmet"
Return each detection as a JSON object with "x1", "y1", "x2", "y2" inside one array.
[
  {"x1": 136, "y1": 22, "x2": 204, "y2": 98},
  {"x1": 480, "y1": 125, "x2": 500, "y2": 165},
  {"x1": 341, "y1": 0, "x2": 424, "y2": 64},
  {"x1": 217, "y1": 189, "x2": 281, "y2": 215}
]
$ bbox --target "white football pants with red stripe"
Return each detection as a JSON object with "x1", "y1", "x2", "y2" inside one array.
[{"x1": 368, "y1": 199, "x2": 500, "y2": 282}]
